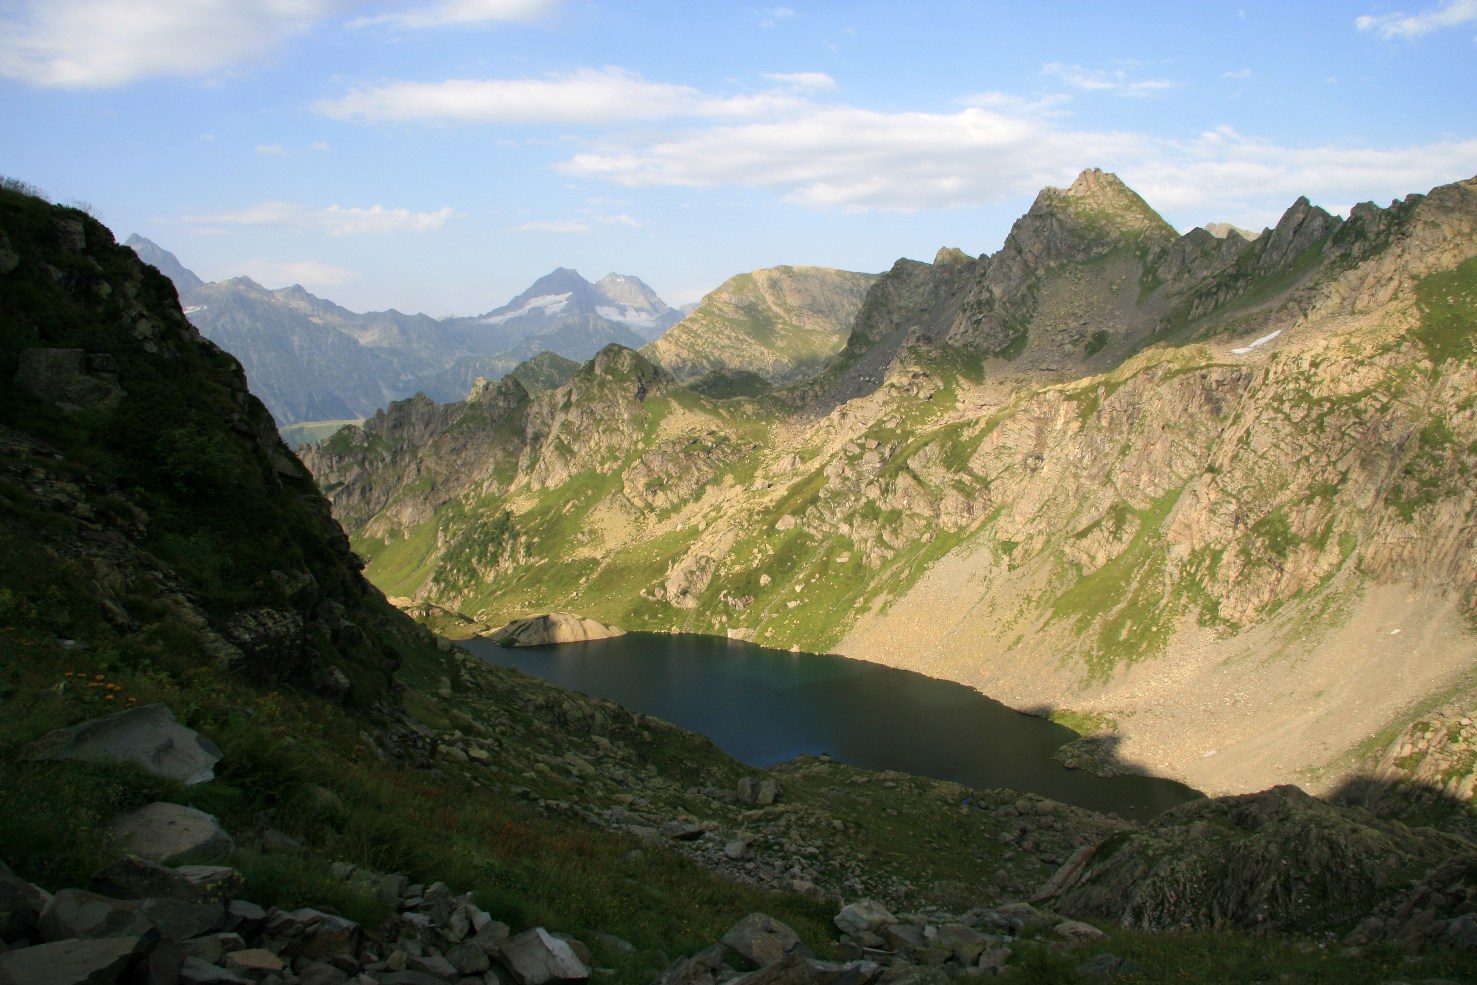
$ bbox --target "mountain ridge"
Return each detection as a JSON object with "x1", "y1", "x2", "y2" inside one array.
[{"x1": 303, "y1": 168, "x2": 1477, "y2": 802}]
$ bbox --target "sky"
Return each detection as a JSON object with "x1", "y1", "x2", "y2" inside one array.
[{"x1": 2, "y1": 1, "x2": 1475, "y2": 317}]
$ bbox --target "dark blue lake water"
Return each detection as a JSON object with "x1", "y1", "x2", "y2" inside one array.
[{"x1": 463, "y1": 631, "x2": 1201, "y2": 821}]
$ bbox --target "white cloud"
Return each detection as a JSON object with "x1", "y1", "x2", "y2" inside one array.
[
  {"x1": 1133, "y1": 126, "x2": 1477, "y2": 225},
  {"x1": 242, "y1": 259, "x2": 360, "y2": 287},
  {"x1": 556, "y1": 99, "x2": 1477, "y2": 226},
  {"x1": 183, "y1": 201, "x2": 455, "y2": 235},
  {"x1": 560, "y1": 105, "x2": 1141, "y2": 212},
  {"x1": 1356, "y1": 0, "x2": 1477, "y2": 38},
  {"x1": 0, "y1": 0, "x2": 335, "y2": 88},
  {"x1": 309, "y1": 141, "x2": 331, "y2": 152},
  {"x1": 314, "y1": 66, "x2": 812, "y2": 124},
  {"x1": 255, "y1": 144, "x2": 286, "y2": 155},
  {"x1": 512, "y1": 219, "x2": 591, "y2": 233},
  {"x1": 351, "y1": 0, "x2": 559, "y2": 29},
  {"x1": 1043, "y1": 62, "x2": 1177, "y2": 97},
  {"x1": 1221, "y1": 68, "x2": 1253, "y2": 80},
  {"x1": 761, "y1": 71, "x2": 838, "y2": 91}
]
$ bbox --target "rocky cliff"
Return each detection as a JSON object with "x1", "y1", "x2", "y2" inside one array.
[
  {"x1": 0, "y1": 190, "x2": 451, "y2": 704},
  {"x1": 304, "y1": 170, "x2": 1477, "y2": 801}
]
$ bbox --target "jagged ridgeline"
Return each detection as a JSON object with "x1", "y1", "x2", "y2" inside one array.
[
  {"x1": 305, "y1": 169, "x2": 1477, "y2": 795},
  {"x1": 0, "y1": 186, "x2": 424, "y2": 701}
]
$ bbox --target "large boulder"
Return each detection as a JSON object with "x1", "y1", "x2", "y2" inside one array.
[
  {"x1": 0, "y1": 873, "x2": 52, "y2": 944},
  {"x1": 91, "y1": 857, "x2": 243, "y2": 904},
  {"x1": 0, "y1": 934, "x2": 156, "y2": 985},
  {"x1": 486, "y1": 613, "x2": 624, "y2": 647},
  {"x1": 105, "y1": 802, "x2": 235, "y2": 864},
  {"x1": 834, "y1": 899, "x2": 894, "y2": 937},
  {"x1": 497, "y1": 927, "x2": 590, "y2": 985},
  {"x1": 38, "y1": 889, "x2": 155, "y2": 941},
  {"x1": 24, "y1": 704, "x2": 222, "y2": 784},
  {"x1": 721, "y1": 913, "x2": 804, "y2": 969}
]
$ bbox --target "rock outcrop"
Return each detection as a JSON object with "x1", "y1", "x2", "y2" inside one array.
[
  {"x1": 486, "y1": 613, "x2": 625, "y2": 646},
  {"x1": 1043, "y1": 785, "x2": 1472, "y2": 934}
]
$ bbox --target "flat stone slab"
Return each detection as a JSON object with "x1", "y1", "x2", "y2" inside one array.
[
  {"x1": 0, "y1": 934, "x2": 154, "y2": 985},
  {"x1": 106, "y1": 802, "x2": 235, "y2": 865},
  {"x1": 25, "y1": 704, "x2": 222, "y2": 784}
]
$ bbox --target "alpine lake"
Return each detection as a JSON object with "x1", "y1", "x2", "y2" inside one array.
[{"x1": 464, "y1": 632, "x2": 1202, "y2": 822}]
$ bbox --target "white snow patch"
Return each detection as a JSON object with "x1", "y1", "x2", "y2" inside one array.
[
  {"x1": 597, "y1": 304, "x2": 660, "y2": 328},
  {"x1": 480, "y1": 292, "x2": 571, "y2": 325},
  {"x1": 1231, "y1": 329, "x2": 1282, "y2": 355}
]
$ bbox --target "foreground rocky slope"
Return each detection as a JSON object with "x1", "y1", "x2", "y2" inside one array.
[{"x1": 305, "y1": 170, "x2": 1477, "y2": 799}]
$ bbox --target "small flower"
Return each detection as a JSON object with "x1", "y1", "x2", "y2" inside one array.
[{"x1": 105, "y1": 694, "x2": 115, "y2": 700}]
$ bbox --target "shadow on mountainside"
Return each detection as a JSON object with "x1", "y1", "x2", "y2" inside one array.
[
  {"x1": 1332, "y1": 772, "x2": 1477, "y2": 841},
  {"x1": 1018, "y1": 703, "x2": 1157, "y2": 783}
]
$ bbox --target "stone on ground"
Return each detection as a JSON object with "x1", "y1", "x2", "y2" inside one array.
[
  {"x1": 105, "y1": 802, "x2": 235, "y2": 864},
  {"x1": 497, "y1": 927, "x2": 591, "y2": 985},
  {"x1": 722, "y1": 913, "x2": 803, "y2": 968},
  {"x1": 0, "y1": 934, "x2": 155, "y2": 985},
  {"x1": 24, "y1": 703, "x2": 222, "y2": 784}
]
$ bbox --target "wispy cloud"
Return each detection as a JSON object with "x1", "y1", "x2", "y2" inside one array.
[
  {"x1": 254, "y1": 144, "x2": 285, "y2": 155},
  {"x1": 0, "y1": 0, "x2": 334, "y2": 88},
  {"x1": 351, "y1": 0, "x2": 560, "y2": 30},
  {"x1": 511, "y1": 211, "x2": 639, "y2": 234},
  {"x1": 511, "y1": 219, "x2": 590, "y2": 234},
  {"x1": 1221, "y1": 68, "x2": 1254, "y2": 80},
  {"x1": 241, "y1": 259, "x2": 360, "y2": 288},
  {"x1": 183, "y1": 201, "x2": 455, "y2": 236},
  {"x1": 313, "y1": 66, "x2": 813, "y2": 124},
  {"x1": 1043, "y1": 62, "x2": 1177, "y2": 97},
  {"x1": 1356, "y1": 0, "x2": 1477, "y2": 38},
  {"x1": 560, "y1": 105, "x2": 1140, "y2": 212},
  {"x1": 761, "y1": 71, "x2": 837, "y2": 91},
  {"x1": 557, "y1": 93, "x2": 1477, "y2": 224},
  {"x1": 760, "y1": 7, "x2": 796, "y2": 28}
]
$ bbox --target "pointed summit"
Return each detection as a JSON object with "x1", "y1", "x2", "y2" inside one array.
[
  {"x1": 1033, "y1": 168, "x2": 1178, "y2": 240},
  {"x1": 124, "y1": 234, "x2": 205, "y2": 294}
]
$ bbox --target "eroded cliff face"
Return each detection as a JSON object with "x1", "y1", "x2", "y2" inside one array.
[{"x1": 304, "y1": 170, "x2": 1477, "y2": 796}]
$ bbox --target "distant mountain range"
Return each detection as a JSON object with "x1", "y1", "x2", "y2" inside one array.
[{"x1": 124, "y1": 236, "x2": 691, "y2": 427}]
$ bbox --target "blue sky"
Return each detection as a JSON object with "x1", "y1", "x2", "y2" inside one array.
[{"x1": 3, "y1": 1, "x2": 1474, "y2": 316}]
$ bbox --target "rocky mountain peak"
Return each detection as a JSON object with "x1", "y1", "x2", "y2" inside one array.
[
  {"x1": 1033, "y1": 168, "x2": 1178, "y2": 240},
  {"x1": 1202, "y1": 222, "x2": 1260, "y2": 241},
  {"x1": 596, "y1": 272, "x2": 669, "y2": 313},
  {"x1": 124, "y1": 234, "x2": 205, "y2": 295},
  {"x1": 588, "y1": 342, "x2": 662, "y2": 381}
]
